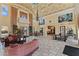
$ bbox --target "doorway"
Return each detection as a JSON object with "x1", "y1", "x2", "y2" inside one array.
[
  {"x1": 60, "y1": 26, "x2": 66, "y2": 41},
  {"x1": 40, "y1": 28, "x2": 43, "y2": 36},
  {"x1": 29, "y1": 26, "x2": 33, "y2": 36}
]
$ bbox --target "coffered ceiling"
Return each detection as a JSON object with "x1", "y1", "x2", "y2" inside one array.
[{"x1": 17, "y1": 3, "x2": 75, "y2": 17}]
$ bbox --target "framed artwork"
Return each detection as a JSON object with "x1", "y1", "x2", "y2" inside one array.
[
  {"x1": 19, "y1": 11, "x2": 27, "y2": 23},
  {"x1": 1, "y1": 5, "x2": 8, "y2": 16},
  {"x1": 39, "y1": 17, "x2": 45, "y2": 25},
  {"x1": 58, "y1": 16, "x2": 63, "y2": 23},
  {"x1": 66, "y1": 13, "x2": 73, "y2": 21},
  {"x1": 47, "y1": 26, "x2": 55, "y2": 35},
  {"x1": 58, "y1": 13, "x2": 73, "y2": 23}
]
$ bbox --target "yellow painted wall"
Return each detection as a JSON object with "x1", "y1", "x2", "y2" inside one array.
[
  {"x1": 0, "y1": 4, "x2": 34, "y2": 35},
  {"x1": 32, "y1": 8, "x2": 77, "y2": 36},
  {"x1": 10, "y1": 4, "x2": 33, "y2": 28},
  {"x1": 74, "y1": 4, "x2": 79, "y2": 41},
  {"x1": 0, "y1": 4, "x2": 78, "y2": 37},
  {"x1": 11, "y1": 4, "x2": 34, "y2": 35},
  {"x1": 0, "y1": 4, "x2": 12, "y2": 33},
  {"x1": 35, "y1": 8, "x2": 77, "y2": 36}
]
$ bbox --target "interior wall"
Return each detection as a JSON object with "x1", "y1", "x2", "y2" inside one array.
[
  {"x1": 15, "y1": 5, "x2": 33, "y2": 36},
  {"x1": 0, "y1": 4, "x2": 12, "y2": 33},
  {"x1": 32, "y1": 7, "x2": 77, "y2": 36},
  {"x1": 43, "y1": 8, "x2": 76, "y2": 36},
  {"x1": 0, "y1": 4, "x2": 77, "y2": 37},
  {"x1": 32, "y1": 13, "x2": 40, "y2": 32},
  {"x1": 29, "y1": 13, "x2": 33, "y2": 26},
  {"x1": 0, "y1": 4, "x2": 34, "y2": 35},
  {"x1": 74, "y1": 4, "x2": 79, "y2": 44},
  {"x1": 11, "y1": 6, "x2": 17, "y2": 25}
]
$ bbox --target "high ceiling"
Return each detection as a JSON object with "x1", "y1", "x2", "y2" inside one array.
[{"x1": 18, "y1": 3, "x2": 75, "y2": 17}]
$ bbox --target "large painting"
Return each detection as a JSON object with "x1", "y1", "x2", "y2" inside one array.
[
  {"x1": 58, "y1": 13, "x2": 73, "y2": 23},
  {"x1": 1, "y1": 5, "x2": 8, "y2": 16},
  {"x1": 19, "y1": 11, "x2": 27, "y2": 23}
]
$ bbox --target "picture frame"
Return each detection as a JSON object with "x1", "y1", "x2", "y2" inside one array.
[
  {"x1": 58, "y1": 13, "x2": 73, "y2": 23},
  {"x1": 19, "y1": 11, "x2": 27, "y2": 23},
  {"x1": 39, "y1": 17, "x2": 45, "y2": 25},
  {"x1": 1, "y1": 5, "x2": 8, "y2": 16}
]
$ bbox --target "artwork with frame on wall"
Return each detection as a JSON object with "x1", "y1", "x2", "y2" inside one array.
[
  {"x1": 58, "y1": 13, "x2": 73, "y2": 23},
  {"x1": 39, "y1": 17, "x2": 45, "y2": 25},
  {"x1": 1, "y1": 5, "x2": 8, "y2": 16},
  {"x1": 19, "y1": 11, "x2": 27, "y2": 23}
]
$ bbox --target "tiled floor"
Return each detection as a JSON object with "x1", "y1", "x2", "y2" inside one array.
[
  {"x1": 32, "y1": 36, "x2": 67, "y2": 56},
  {"x1": 0, "y1": 36, "x2": 78, "y2": 56}
]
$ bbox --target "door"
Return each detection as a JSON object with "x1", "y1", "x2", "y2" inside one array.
[{"x1": 60, "y1": 26, "x2": 66, "y2": 41}]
